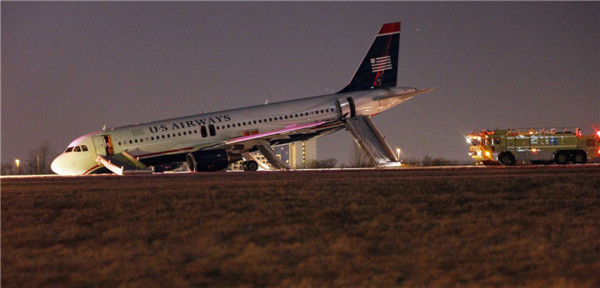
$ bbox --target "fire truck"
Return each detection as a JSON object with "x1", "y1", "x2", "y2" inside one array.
[{"x1": 467, "y1": 127, "x2": 600, "y2": 165}]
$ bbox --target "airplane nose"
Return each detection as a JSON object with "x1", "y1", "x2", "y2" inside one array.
[
  {"x1": 51, "y1": 154, "x2": 72, "y2": 175},
  {"x1": 50, "y1": 154, "x2": 64, "y2": 174}
]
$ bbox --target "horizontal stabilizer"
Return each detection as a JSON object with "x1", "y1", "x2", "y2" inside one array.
[
  {"x1": 346, "y1": 116, "x2": 398, "y2": 166},
  {"x1": 373, "y1": 88, "x2": 434, "y2": 101}
]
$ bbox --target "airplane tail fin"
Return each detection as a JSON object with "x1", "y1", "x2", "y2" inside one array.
[{"x1": 337, "y1": 22, "x2": 401, "y2": 94}]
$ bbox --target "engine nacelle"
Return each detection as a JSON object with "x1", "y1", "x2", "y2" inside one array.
[{"x1": 186, "y1": 150, "x2": 242, "y2": 172}]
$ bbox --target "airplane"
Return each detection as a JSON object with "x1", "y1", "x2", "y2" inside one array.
[{"x1": 51, "y1": 21, "x2": 433, "y2": 175}]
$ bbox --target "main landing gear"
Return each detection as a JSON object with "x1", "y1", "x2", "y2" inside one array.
[{"x1": 242, "y1": 160, "x2": 259, "y2": 171}]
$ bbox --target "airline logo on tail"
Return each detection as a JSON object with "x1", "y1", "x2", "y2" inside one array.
[{"x1": 370, "y1": 56, "x2": 392, "y2": 73}]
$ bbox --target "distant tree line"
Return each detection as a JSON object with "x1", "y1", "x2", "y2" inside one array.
[
  {"x1": 1, "y1": 141, "x2": 58, "y2": 175},
  {"x1": 307, "y1": 158, "x2": 338, "y2": 169},
  {"x1": 347, "y1": 142, "x2": 466, "y2": 168},
  {"x1": 401, "y1": 156, "x2": 470, "y2": 167}
]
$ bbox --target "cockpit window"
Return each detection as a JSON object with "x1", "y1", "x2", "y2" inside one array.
[{"x1": 65, "y1": 145, "x2": 88, "y2": 153}]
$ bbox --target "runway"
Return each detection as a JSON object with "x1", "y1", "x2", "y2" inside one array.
[
  {"x1": 2, "y1": 163, "x2": 599, "y2": 179},
  {"x1": 2, "y1": 163, "x2": 599, "y2": 287}
]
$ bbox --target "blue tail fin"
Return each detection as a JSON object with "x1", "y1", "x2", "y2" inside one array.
[{"x1": 337, "y1": 22, "x2": 400, "y2": 94}]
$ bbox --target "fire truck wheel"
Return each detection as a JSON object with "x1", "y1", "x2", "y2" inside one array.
[
  {"x1": 498, "y1": 152, "x2": 515, "y2": 166},
  {"x1": 554, "y1": 152, "x2": 569, "y2": 165},
  {"x1": 573, "y1": 151, "x2": 587, "y2": 164}
]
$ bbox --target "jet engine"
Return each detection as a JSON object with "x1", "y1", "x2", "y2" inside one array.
[{"x1": 186, "y1": 150, "x2": 242, "y2": 172}]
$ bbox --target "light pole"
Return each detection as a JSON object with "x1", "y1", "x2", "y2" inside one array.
[{"x1": 15, "y1": 159, "x2": 20, "y2": 175}]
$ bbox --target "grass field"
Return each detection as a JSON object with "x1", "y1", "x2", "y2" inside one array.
[{"x1": 2, "y1": 166, "x2": 600, "y2": 287}]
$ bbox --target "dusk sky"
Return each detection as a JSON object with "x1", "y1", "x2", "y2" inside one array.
[{"x1": 2, "y1": 2, "x2": 598, "y2": 166}]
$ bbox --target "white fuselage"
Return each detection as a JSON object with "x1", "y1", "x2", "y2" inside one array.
[{"x1": 51, "y1": 87, "x2": 419, "y2": 175}]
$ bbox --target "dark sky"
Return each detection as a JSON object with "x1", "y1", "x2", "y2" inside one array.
[{"x1": 2, "y1": 2, "x2": 599, "y2": 165}]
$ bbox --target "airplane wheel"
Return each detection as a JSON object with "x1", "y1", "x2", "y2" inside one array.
[
  {"x1": 243, "y1": 160, "x2": 259, "y2": 171},
  {"x1": 498, "y1": 152, "x2": 515, "y2": 166}
]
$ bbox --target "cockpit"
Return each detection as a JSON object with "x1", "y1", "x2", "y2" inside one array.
[
  {"x1": 64, "y1": 145, "x2": 89, "y2": 153},
  {"x1": 52, "y1": 132, "x2": 100, "y2": 175}
]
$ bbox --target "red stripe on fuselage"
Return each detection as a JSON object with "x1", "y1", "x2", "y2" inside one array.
[{"x1": 84, "y1": 165, "x2": 101, "y2": 175}]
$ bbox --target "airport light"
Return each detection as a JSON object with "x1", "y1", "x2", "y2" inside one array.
[
  {"x1": 396, "y1": 148, "x2": 401, "y2": 161},
  {"x1": 15, "y1": 159, "x2": 20, "y2": 175}
]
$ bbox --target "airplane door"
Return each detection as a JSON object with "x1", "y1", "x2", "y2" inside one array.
[
  {"x1": 337, "y1": 97, "x2": 356, "y2": 119},
  {"x1": 92, "y1": 135, "x2": 114, "y2": 156}
]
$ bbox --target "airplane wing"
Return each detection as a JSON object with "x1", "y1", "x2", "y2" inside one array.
[
  {"x1": 224, "y1": 121, "x2": 325, "y2": 145},
  {"x1": 189, "y1": 121, "x2": 326, "y2": 170}
]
